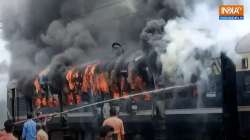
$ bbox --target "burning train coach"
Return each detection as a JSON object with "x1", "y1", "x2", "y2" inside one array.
[
  {"x1": 7, "y1": 49, "x2": 228, "y2": 140},
  {"x1": 32, "y1": 48, "x2": 162, "y2": 109}
]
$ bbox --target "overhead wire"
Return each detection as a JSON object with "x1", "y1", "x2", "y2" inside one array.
[{"x1": 13, "y1": 84, "x2": 194, "y2": 125}]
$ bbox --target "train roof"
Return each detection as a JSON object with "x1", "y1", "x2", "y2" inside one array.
[{"x1": 236, "y1": 33, "x2": 250, "y2": 54}]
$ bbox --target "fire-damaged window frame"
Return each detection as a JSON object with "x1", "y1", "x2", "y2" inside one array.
[{"x1": 242, "y1": 57, "x2": 248, "y2": 69}]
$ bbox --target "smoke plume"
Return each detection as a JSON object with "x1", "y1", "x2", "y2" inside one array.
[
  {"x1": 0, "y1": 0, "x2": 182, "y2": 93},
  {"x1": 160, "y1": 1, "x2": 250, "y2": 84},
  {"x1": 136, "y1": 0, "x2": 250, "y2": 109},
  {"x1": 1, "y1": 0, "x2": 248, "y2": 98}
]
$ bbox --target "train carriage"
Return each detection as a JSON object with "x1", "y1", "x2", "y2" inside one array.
[{"x1": 7, "y1": 33, "x2": 250, "y2": 139}]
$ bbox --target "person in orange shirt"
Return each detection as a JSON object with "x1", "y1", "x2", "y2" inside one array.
[
  {"x1": 102, "y1": 107, "x2": 125, "y2": 140},
  {"x1": 0, "y1": 120, "x2": 17, "y2": 140}
]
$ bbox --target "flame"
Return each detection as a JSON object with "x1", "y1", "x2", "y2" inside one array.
[
  {"x1": 66, "y1": 68, "x2": 75, "y2": 90},
  {"x1": 66, "y1": 93, "x2": 81, "y2": 105},
  {"x1": 96, "y1": 72, "x2": 109, "y2": 93},
  {"x1": 112, "y1": 88, "x2": 120, "y2": 99},
  {"x1": 33, "y1": 68, "x2": 48, "y2": 93},
  {"x1": 35, "y1": 60, "x2": 155, "y2": 107},
  {"x1": 34, "y1": 69, "x2": 50, "y2": 108},
  {"x1": 129, "y1": 73, "x2": 151, "y2": 101},
  {"x1": 82, "y1": 65, "x2": 91, "y2": 93},
  {"x1": 90, "y1": 64, "x2": 97, "y2": 95},
  {"x1": 130, "y1": 73, "x2": 145, "y2": 90},
  {"x1": 65, "y1": 67, "x2": 83, "y2": 105},
  {"x1": 144, "y1": 94, "x2": 151, "y2": 101},
  {"x1": 34, "y1": 78, "x2": 41, "y2": 93},
  {"x1": 41, "y1": 97, "x2": 47, "y2": 107},
  {"x1": 67, "y1": 93, "x2": 74, "y2": 105},
  {"x1": 47, "y1": 97, "x2": 54, "y2": 107},
  {"x1": 82, "y1": 64, "x2": 97, "y2": 94},
  {"x1": 121, "y1": 91, "x2": 129, "y2": 99},
  {"x1": 66, "y1": 67, "x2": 82, "y2": 91},
  {"x1": 34, "y1": 98, "x2": 41, "y2": 108},
  {"x1": 34, "y1": 95, "x2": 59, "y2": 108},
  {"x1": 110, "y1": 75, "x2": 120, "y2": 98},
  {"x1": 76, "y1": 95, "x2": 81, "y2": 104}
]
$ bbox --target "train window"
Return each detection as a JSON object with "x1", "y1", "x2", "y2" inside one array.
[
  {"x1": 211, "y1": 60, "x2": 221, "y2": 75},
  {"x1": 242, "y1": 58, "x2": 248, "y2": 69},
  {"x1": 206, "y1": 78, "x2": 217, "y2": 97},
  {"x1": 244, "y1": 75, "x2": 250, "y2": 93}
]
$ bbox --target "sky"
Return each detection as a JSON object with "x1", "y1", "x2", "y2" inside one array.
[
  {"x1": 0, "y1": 0, "x2": 11, "y2": 101},
  {"x1": 0, "y1": 25, "x2": 10, "y2": 102},
  {"x1": 0, "y1": 23, "x2": 10, "y2": 127}
]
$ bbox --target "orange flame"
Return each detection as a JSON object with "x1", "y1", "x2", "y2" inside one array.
[
  {"x1": 76, "y1": 94, "x2": 81, "y2": 104},
  {"x1": 112, "y1": 88, "x2": 120, "y2": 99},
  {"x1": 67, "y1": 93, "x2": 74, "y2": 105},
  {"x1": 65, "y1": 67, "x2": 83, "y2": 105},
  {"x1": 34, "y1": 78, "x2": 41, "y2": 94},
  {"x1": 41, "y1": 97, "x2": 47, "y2": 107},
  {"x1": 47, "y1": 97, "x2": 53, "y2": 107},
  {"x1": 34, "y1": 97, "x2": 41, "y2": 108},
  {"x1": 129, "y1": 73, "x2": 151, "y2": 101},
  {"x1": 82, "y1": 65, "x2": 91, "y2": 93},
  {"x1": 90, "y1": 64, "x2": 97, "y2": 95},
  {"x1": 96, "y1": 72, "x2": 109, "y2": 93},
  {"x1": 66, "y1": 68, "x2": 75, "y2": 90},
  {"x1": 82, "y1": 64, "x2": 97, "y2": 94}
]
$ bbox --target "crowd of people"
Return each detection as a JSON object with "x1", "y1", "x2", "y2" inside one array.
[
  {"x1": 0, "y1": 107, "x2": 125, "y2": 140},
  {"x1": 0, "y1": 113, "x2": 48, "y2": 140}
]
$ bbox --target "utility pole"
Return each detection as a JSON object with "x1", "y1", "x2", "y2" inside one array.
[{"x1": 11, "y1": 88, "x2": 15, "y2": 121}]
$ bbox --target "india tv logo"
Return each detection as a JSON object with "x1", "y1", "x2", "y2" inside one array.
[{"x1": 219, "y1": 5, "x2": 244, "y2": 20}]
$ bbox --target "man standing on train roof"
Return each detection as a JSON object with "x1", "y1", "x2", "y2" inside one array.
[
  {"x1": 103, "y1": 107, "x2": 125, "y2": 140},
  {"x1": 112, "y1": 42, "x2": 124, "y2": 57},
  {"x1": 22, "y1": 113, "x2": 36, "y2": 140}
]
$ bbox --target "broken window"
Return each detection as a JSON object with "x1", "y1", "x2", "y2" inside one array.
[{"x1": 242, "y1": 58, "x2": 248, "y2": 69}]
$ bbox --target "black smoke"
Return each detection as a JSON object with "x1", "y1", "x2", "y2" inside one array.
[
  {"x1": 140, "y1": 19, "x2": 166, "y2": 81},
  {"x1": 1, "y1": 0, "x2": 187, "y2": 95}
]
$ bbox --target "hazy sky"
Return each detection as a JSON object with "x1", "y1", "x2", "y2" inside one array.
[
  {"x1": 0, "y1": 24, "x2": 10, "y2": 128},
  {"x1": 0, "y1": 26, "x2": 10, "y2": 101}
]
